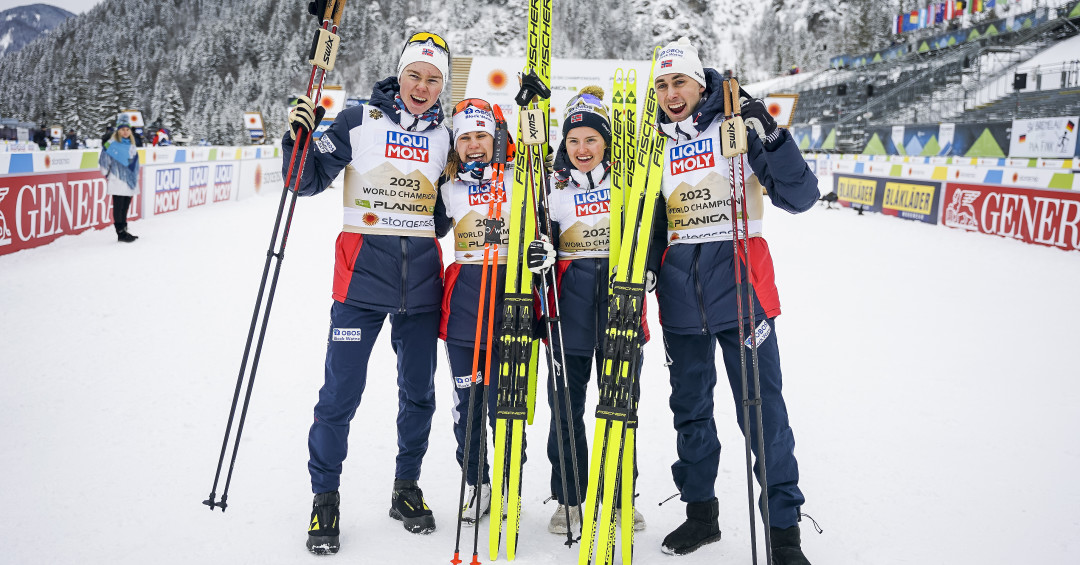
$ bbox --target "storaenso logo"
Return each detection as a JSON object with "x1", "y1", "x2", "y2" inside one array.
[
  {"x1": 155, "y1": 168, "x2": 181, "y2": 214},
  {"x1": 670, "y1": 139, "x2": 714, "y2": 175},
  {"x1": 213, "y1": 164, "x2": 233, "y2": 202},
  {"x1": 385, "y1": 131, "x2": 430, "y2": 162},
  {"x1": 188, "y1": 165, "x2": 209, "y2": 207}
]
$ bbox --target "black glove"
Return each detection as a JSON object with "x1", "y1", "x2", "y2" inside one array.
[
  {"x1": 288, "y1": 95, "x2": 326, "y2": 140},
  {"x1": 526, "y1": 237, "x2": 555, "y2": 274},
  {"x1": 738, "y1": 88, "x2": 781, "y2": 149}
]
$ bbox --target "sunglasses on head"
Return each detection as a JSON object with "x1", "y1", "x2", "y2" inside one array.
[
  {"x1": 404, "y1": 32, "x2": 449, "y2": 53},
  {"x1": 454, "y1": 98, "x2": 495, "y2": 116}
]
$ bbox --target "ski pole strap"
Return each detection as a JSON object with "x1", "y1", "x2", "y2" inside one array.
[{"x1": 515, "y1": 69, "x2": 552, "y2": 107}]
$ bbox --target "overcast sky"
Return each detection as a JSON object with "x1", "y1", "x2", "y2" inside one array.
[{"x1": 0, "y1": 0, "x2": 104, "y2": 15}]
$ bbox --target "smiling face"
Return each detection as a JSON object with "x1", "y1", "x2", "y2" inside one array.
[
  {"x1": 399, "y1": 62, "x2": 444, "y2": 115},
  {"x1": 455, "y1": 131, "x2": 494, "y2": 163},
  {"x1": 564, "y1": 126, "x2": 606, "y2": 174},
  {"x1": 117, "y1": 126, "x2": 132, "y2": 139},
  {"x1": 654, "y1": 73, "x2": 706, "y2": 123}
]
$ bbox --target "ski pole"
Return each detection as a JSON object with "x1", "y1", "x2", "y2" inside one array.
[
  {"x1": 202, "y1": 0, "x2": 346, "y2": 513},
  {"x1": 721, "y1": 77, "x2": 773, "y2": 564},
  {"x1": 731, "y1": 76, "x2": 774, "y2": 562}
]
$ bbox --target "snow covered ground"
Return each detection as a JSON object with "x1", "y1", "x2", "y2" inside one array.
[{"x1": 2, "y1": 179, "x2": 1079, "y2": 564}]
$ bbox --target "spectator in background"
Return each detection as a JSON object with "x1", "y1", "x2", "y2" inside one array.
[
  {"x1": 98, "y1": 116, "x2": 140, "y2": 243},
  {"x1": 63, "y1": 130, "x2": 79, "y2": 149},
  {"x1": 100, "y1": 125, "x2": 115, "y2": 147},
  {"x1": 33, "y1": 125, "x2": 47, "y2": 150}
]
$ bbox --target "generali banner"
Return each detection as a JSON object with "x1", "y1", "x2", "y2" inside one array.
[
  {"x1": 942, "y1": 182, "x2": 1080, "y2": 251},
  {"x1": 0, "y1": 170, "x2": 142, "y2": 256}
]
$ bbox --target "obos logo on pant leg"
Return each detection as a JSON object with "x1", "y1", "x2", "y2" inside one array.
[
  {"x1": 574, "y1": 188, "x2": 610, "y2": 216},
  {"x1": 669, "y1": 139, "x2": 715, "y2": 175},
  {"x1": 385, "y1": 131, "x2": 429, "y2": 162},
  {"x1": 332, "y1": 328, "x2": 363, "y2": 341},
  {"x1": 154, "y1": 168, "x2": 181, "y2": 214}
]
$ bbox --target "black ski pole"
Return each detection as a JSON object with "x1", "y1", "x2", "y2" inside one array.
[{"x1": 202, "y1": 0, "x2": 347, "y2": 512}]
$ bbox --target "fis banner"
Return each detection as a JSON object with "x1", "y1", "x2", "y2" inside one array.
[
  {"x1": 943, "y1": 182, "x2": 1080, "y2": 251},
  {"x1": 1009, "y1": 116, "x2": 1080, "y2": 159},
  {"x1": 0, "y1": 171, "x2": 142, "y2": 256}
]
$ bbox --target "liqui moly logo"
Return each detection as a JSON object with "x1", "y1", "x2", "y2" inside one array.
[
  {"x1": 468, "y1": 184, "x2": 505, "y2": 206},
  {"x1": 155, "y1": 168, "x2": 181, "y2": 214},
  {"x1": 574, "y1": 189, "x2": 610, "y2": 216},
  {"x1": 669, "y1": 138, "x2": 715, "y2": 175},
  {"x1": 188, "y1": 165, "x2": 209, "y2": 207},
  {"x1": 385, "y1": 131, "x2": 430, "y2": 162},
  {"x1": 213, "y1": 164, "x2": 233, "y2": 202}
]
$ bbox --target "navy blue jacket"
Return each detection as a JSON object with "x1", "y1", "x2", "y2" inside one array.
[
  {"x1": 282, "y1": 77, "x2": 452, "y2": 314},
  {"x1": 648, "y1": 68, "x2": 820, "y2": 335}
]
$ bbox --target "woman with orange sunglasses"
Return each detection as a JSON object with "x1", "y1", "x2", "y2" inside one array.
[{"x1": 435, "y1": 98, "x2": 514, "y2": 527}]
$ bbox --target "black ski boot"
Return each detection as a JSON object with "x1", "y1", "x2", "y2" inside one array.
[
  {"x1": 660, "y1": 497, "x2": 722, "y2": 555},
  {"x1": 770, "y1": 524, "x2": 812, "y2": 565},
  {"x1": 389, "y1": 479, "x2": 436, "y2": 534},
  {"x1": 117, "y1": 229, "x2": 138, "y2": 243},
  {"x1": 306, "y1": 491, "x2": 340, "y2": 555}
]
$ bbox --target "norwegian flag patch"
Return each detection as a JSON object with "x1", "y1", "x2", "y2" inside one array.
[
  {"x1": 422, "y1": 48, "x2": 434, "y2": 56},
  {"x1": 571, "y1": 114, "x2": 583, "y2": 123},
  {"x1": 476, "y1": 120, "x2": 485, "y2": 127},
  {"x1": 660, "y1": 60, "x2": 673, "y2": 68}
]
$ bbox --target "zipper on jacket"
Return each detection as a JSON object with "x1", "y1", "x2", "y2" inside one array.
[
  {"x1": 399, "y1": 238, "x2": 408, "y2": 314},
  {"x1": 692, "y1": 246, "x2": 709, "y2": 335}
]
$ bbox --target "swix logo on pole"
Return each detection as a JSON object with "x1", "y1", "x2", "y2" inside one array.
[
  {"x1": 213, "y1": 164, "x2": 233, "y2": 202},
  {"x1": 188, "y1": 165, "x2": 209, "y2": 207},
  {"x1": 468, "y1": 184, "x2": 505, "y2": 206},
  {"x1": 574, "y1": 189, "x2": 610, "y2": 216},
  {"x1": 669, "y1": 138, "x2": 715, "y2": 175},
  {"x1": 385, "y1": 131, "x2": 430, "y2": 162},
  {"x1": 155, "y1": 168, "x2": 181, "y2": 214}
]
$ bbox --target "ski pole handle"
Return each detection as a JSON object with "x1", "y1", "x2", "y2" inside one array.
[
  {"x1": 730, "y1": 78, "x2": 742, "y2": 116},
  {"x1": 331, "y1": 0, "x2": 346, "y2": 25},
  {"x1": 721, "y1": 79, "x2": 748, "y2": 158},
  {"x1": 723, "y1": 79, "x2": 733, "y2": 118}
]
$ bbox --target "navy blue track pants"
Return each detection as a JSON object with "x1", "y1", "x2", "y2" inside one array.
[
  {"x1": 308, "y1": 302, "x2": 439, "y2": 493},
  {"x1": 446, "y1": 343, "x2": 500, "y2": 486},
  {"x1": 663, "y1": 318, "x2": 805, "y2": 529}
]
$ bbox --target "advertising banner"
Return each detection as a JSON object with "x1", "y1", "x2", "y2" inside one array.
[
  {"x1": 881, "y1": 179, "x2": 941, "y2": 224},
  {"x1": 943, "y1": 182, "x2": 1080, "y2": 250},
  {"x1": 1008, "y1": 116, "x2": 1080, "y2": 158},
  {"x1": 834, "y1": 174, "x2": 883, "y2": 212},
  {"x1": 0, "y1": 170, "x2": 141, "y2": 256},
  {"x1": 142, "y1": 161, "x2": 239, "y2": 217}
]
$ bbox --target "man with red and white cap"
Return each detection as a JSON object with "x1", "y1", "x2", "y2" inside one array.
[
  {"x1": 283, "y1": 31, "x2": 453, "y2": 553},
  {"x1": 647, "y1": 37, "x2": 819, "y2": 564}
]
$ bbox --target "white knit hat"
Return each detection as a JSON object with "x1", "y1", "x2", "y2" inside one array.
[
  {"x1": 656, "y1": 37, "x2": 706, "y2": 88},
  {"x1": 398, "y1": 33, "x2": 450, "y2": 89},
  {"x1": 452, "y1": 102, "x2": 496, "y2": 145}
]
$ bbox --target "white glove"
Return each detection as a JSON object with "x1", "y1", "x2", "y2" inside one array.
[
  {"x1": 526, "y1": 237, "x2": 556, "y2": 274},
  {"x1": 645, "y1": 271, "x2": 657, "y2": 293}
]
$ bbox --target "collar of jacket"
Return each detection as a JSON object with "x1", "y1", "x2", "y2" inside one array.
[
  {"x1": 369, "y1": 76, "x2": 445, "y2": 133},
  {"x1": 656, "y1": 67, "x2": 725, "y2": 142}
]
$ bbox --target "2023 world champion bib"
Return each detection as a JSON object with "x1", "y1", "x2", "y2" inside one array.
[
  {"x1": 341, "y1": 106, "x2": 450, "y2": 237},
  {"x1": 549, "y1": 180, "x2": 611, "y2": 259},
  {"x1": 446, "y1": 180, "x2": 511, "y2": 264},
  {"x1": 661, "y1": 118, "x2": 764, "y2": 244}
]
